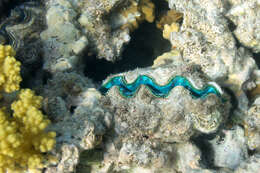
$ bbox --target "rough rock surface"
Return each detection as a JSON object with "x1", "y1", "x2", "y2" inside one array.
[
  {"x1": 210, "y1": 126, "x2": 248, "y2": 170},
  {"x1": 234, "y1": 154, "x2": 260, "y2": 173},
  {"x1": 245, "y1": 96, "x2": 260, "y2": 151},
  {"x1": 40, "y1": 0, "x2": 86, "y2": 72},
  {"x1": 41, "y1": 0, "x2": 134, "y2": 65},
  {"x1": 168, "y1": 0, "x2": 257, "y2": 94},
  {"x1": 226, "y1": 0, "x2": 260, "y2": 53}
]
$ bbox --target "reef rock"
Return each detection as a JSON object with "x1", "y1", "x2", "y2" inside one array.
[
  {"x1": 234, "y1": 154, "x2": 260, "y2": 173},
  {"x1": 43, "y1": 72, "x2": 112, "y2": 173},
  {"x1": 168, "y1": 0, "x2": 257, "y2": 94},
  {"x1": 40, "y1": 0, "x2": 86, "y2": 72},
  {"x1": 245, "y1": 96, "x2": 260, "y2": 151},
  {"x1": 226, "y1": 0, "x2": 260, "y2": 53},
  {"x1": 41, "y1": 0, "x2": 156, "y2": 63},
  {"x1": 210, "y1": 126, "x2": 248, "y2": 170},
  {"x1": 174, "y1": 142, "x2": 202, "y2": 172}
]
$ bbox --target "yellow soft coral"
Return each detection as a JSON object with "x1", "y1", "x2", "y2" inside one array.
[
  {"x1": 162, "y1": 22, "x2": 180, "y2": 40},
  {"x1": 0, "y1": 89, "x2": 56, "y2": 173},
  {"x1": 0, "y1": 45, "x2": 22, "y2": 93},
  {"x1": 0, "y1": 44, "x2": 55, "y2": 172},
  {"x1": 156, "y1": 10, "x2": 183, "y2": 30},
  {"x1": 139, "y1": 0, "x2": 155, "y2": 23},
  {"x1": 120, "y1": 0, "x2": 155, "y2": 31}
]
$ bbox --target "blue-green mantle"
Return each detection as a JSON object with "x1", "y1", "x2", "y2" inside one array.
[{"x1": 99, "y1": 75, "x2": 224, "y2": 100}]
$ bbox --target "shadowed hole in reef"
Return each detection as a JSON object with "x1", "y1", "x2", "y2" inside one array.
[
  {"x1": 253, "y1": 52, "x2": 260, "y2": 67},
  {"x1": 84, "y1": 0, "x2": 172, "y2": 83},
  {"x1": 76, "y1": 149, "x2": 104, "y2": 173},
  {"x1": 151, "y1": 0, "x2": 170, "y2": 18},
  {"x1": 19, "y1": 50, "x2": 47, "y2": 89},
  {"x1": 191, "y1": 134, "x2": 219, "y2": 170},
  {"x1": 0, "y1": 0, "x2": 34, "y2": 18},
  {"x1": 84, "y1": 21, "x2": 171, "y2": 83}
]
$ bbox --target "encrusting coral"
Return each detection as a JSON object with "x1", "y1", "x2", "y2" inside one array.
[{"x1": 0, "y1": 44, "x2": 56, "y2": 173}]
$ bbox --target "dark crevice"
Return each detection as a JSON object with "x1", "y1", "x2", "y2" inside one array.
[
  {"x1": 76, "y1": 149, "x2": 104, "y2": 173},
  {"x1": 19, "y1": 51, "x2": 45, "y2": 89},
  {"x1": 222, "y1": 87, "x2": 238, "y2": 125},
  {"x1": 0, "y1": 0, "x2": 21, "y2": 18},
  {"x1": 151, "y1": 0, "x2": 170, "y2": 20},
  {"x1": 253, "y1": 52, "x2": 260, "y2": 68},
  {"x1": 70, "y1": 106, "x2": 77, "y2": 114},
  {"x1": 226, "y1": 17, "x2": 237, "y2": 32},
  {"x1": 41, "y1": 70, "x2": 52, "y2": 85},
  {"x1": 191, "y1": 134, "x2": 219, "y2": 170},
  {"x1": 0, "y1": 0, "x2": 34, "y2": 19},
  {"x1": 84, "y1": 21, "x2": 171, "y2": 83},
  {"x1": 230, "y1": 29, "x2": 241, "y2": 49},
  {"x1": 84, "y1": 0, "x2": 171, "y2": 83},
  {"x1": 248, "y1": 148, "x2": 257, "y2": 156}
]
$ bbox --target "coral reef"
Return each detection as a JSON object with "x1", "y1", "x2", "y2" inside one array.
[
  {"x1": 162, "y1": 22, "x2": 180, "y2": 40},
  {"x1": 0, "y1": 1, "x2": 47, "y2": 87},
  {"x1": 40, "y1": 53, "x2": 231, "y2": 172},
  {"x1": 40, "y1": 0, "x2": 84, "y2": 72},
  {"x1": 42, "y1": 73, "x2": 112, "y2": 173},
  {"x1": 1, "y1": 0, "x2": 260, "y2": 172},
  {"x1": 152, "y1": 49, "x2": 182, "y2": 67}
]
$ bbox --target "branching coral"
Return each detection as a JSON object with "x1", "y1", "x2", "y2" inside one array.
[
  {"x1": 0, "y1": 45, "x2": 21, "y2": 93},
  {"x1": 0, "y1": 44, "x2": 56, "y2": 173}
]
